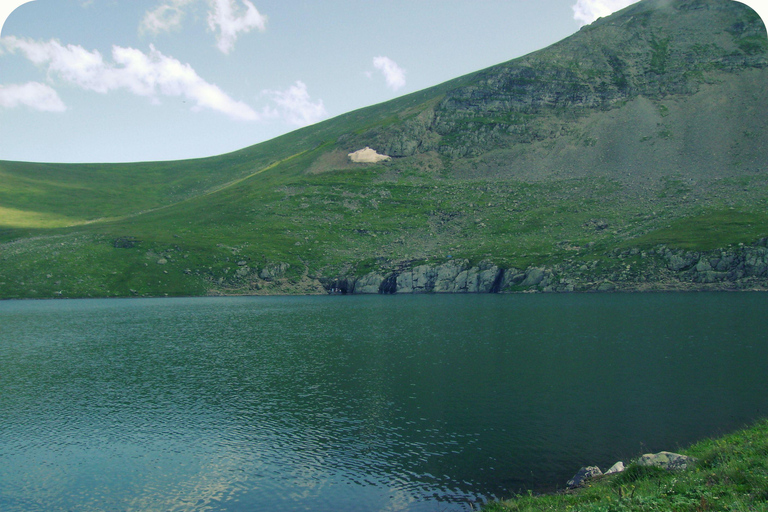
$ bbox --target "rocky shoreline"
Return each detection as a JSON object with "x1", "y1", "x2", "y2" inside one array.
[
  {"x1": 317, "y1": 239, "x2": 768, "y2": 295},
  {"x1": 565, "y1": 451, "x2": 696, "y2": 490}
]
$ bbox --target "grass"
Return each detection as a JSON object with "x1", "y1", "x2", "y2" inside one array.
[
  {"x1": 630, "y1": 210, "x2": 768, "y2": 251},
  {"x1": 482, "y1": 419, "x2": 768, "y2": 512},
  {"x1": 2, "y1": 155, "x2": 767, "y2": 299},
  {"x1": 0, "y1": 0, "x2": 765, "y2": 298}
]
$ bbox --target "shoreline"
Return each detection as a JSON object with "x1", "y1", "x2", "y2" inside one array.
[
  {"x1": 482, "y1": 418, "x2": 768, "y2": 511},
  {"x1": 2, "y1": 282, "x2": 768, "y2": 301}
]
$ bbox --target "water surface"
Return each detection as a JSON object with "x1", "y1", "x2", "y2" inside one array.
[{"x1": 1, "y1": 293, "x2": 766, "y2": 511}]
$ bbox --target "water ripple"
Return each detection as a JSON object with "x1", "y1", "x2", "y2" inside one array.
[{"x1": 1, "y1": 294, "x2": 767, "y2": 511}]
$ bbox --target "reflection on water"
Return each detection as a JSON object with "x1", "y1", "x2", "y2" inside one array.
[{"x1": 0, "y1": 293, "x2": 767, "y2": 511}]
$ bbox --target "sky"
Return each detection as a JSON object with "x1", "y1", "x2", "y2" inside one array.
[{"x1": 0, "y1": 0, "x2": 766, "y2": 164}]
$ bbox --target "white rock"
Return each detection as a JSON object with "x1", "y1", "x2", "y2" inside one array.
[{"x1": 348, "y1": 147, "x2": 391, "y2": 163}]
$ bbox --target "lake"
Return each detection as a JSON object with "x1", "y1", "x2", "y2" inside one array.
[{"x1": 1, "y1": 293, "x2": 767, "y2": 511}]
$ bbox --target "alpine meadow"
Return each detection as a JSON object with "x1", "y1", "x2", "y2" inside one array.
[{"x1": 1, "y1": 0, "x2": 767, "y2": 299}]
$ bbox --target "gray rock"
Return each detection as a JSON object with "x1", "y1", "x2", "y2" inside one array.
[
  {"x1": 434, "y1": 260, "x2": 467, "y2": 292},
  {"x1": 396, "y1": 271, "x2": 414, "y2": 293},
  {"x1": 477, "y1": 262, "x2": 502, "y2": 292},
  {"x1": 354, "y1": 273, "x2": 385, "y2": 294},
  {"x1": 667, "y1": 251, "x2": 698, "y2": 271},
  {"x1": 566, "y1": 466, "x2": 603, "y2": 488},
  {"x1": 454, "y1": 269, "x2": 470, "y2": 292},
  {"x1": 259, "y1": 262, "x2": 289, "y2": 281},
  {"x1": 597, "y1": 281, "x2": 616, "y2": 291},
  {"x1": 605, "y1": 461, "x2": 625, "y2": 475},
  {"x1": 521, "y1": 268, "x2": 546, "y2": 287},
  {"x1": 412, "y1": 265, "x2": 437, "y2": 293},
  {"x1": 637, "y1": 451, "x2": 696, "y2": 471}
]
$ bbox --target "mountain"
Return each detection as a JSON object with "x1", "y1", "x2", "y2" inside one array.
[{"x1": 1, "y1": 0, "x2": 767, "y2": 299}]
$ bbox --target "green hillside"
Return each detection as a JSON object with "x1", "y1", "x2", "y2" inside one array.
[{"x1": 1, "y1": 0, "x2": 767, "y2": 299}]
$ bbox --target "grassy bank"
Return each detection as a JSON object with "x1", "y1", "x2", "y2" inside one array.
[{"x1": 483, "y1": 419, "x2": 768, "y2": 511}]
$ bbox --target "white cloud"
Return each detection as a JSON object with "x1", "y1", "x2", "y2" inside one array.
[
  {"x1": 2, "y1": 36, "x2": 259, "y2": 120},
  {"x1": 572, "y1": 0, "x2": 635, "y2": 26},
  {"x1": 372, "y1": 56, "x2": 406, "y2": 91},
  {"x1": 140, "y1": 0, "x2": 194, "y2": 34},
  {"x1": 207, "y1": 0, "x2": 267, "y2": 54},
  {"x1": 0, "y1": 82, "x2": 66, "y2": 111},
  {"x1": 263, "y1": 81, "x2": 327, "y2": 127},
  {"x1": 141, "y1": 0, "x2": 266, "y2": 53}
]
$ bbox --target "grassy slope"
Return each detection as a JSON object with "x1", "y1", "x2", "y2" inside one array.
[
  {"x1": 1, "y1": 0, "x2": 767, "y2": 299},
  {"x1": 483, "y1": 419, "x2": 768, "y2": 512}
]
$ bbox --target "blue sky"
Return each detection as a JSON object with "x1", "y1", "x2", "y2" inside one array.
[{"x1": 1, "y1": 0, "x2": 765, "y2": 163}]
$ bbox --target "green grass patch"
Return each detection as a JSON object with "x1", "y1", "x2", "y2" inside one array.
[
  {"x1": 630, "y1": 210, "x2": 768, "y2": 250},
  {"x1": 483, "y1": 419, "x2": 768, "y2": 512}
]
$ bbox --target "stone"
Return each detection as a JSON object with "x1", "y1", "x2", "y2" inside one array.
[
  {"x1": 667, "y1": 251, "x2": 698, "y2": 271},
  {"x1": 412, "y1": 265, "x2": 437, "y2": 292},
  {"x1": 157, "y1": 258, "x2": 168, "y2": 265},
  {"x1": 354, "y1": 273, "x2": 385, "y2": 294},
  {"x1": 605, "y1": 461, "x2": 625, "y2": 475},
  {"x1": 477, "y1": 264, "x2": 502, "y2": 293},
  {"x1": 637, "y1": 451, "x2": 696, "y2": 471},
  {"x1": 521, "y1": 268, "x2": 545, "y2": 287},
  {"x1": 433, "y1": 260, "x2": 467, "y2": 292},
  {"x1": 259, "y1": 262, "x2": 289, "y2": 281},
  {"x1": 566, "y1": 466, "x2": 602, "y2": 489},
  {"x1": 597, "y1": 281, "x2": 615, "y2": 291},
  {"x1": 396, "y1": 271, "x2": 414, "y2": 293}
]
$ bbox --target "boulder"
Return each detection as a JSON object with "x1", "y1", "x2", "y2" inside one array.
[
  {"x1": 597, "y1": 281, "x2": 616, "y2": 291},
  {"x1": 566, "y1": 466, "x2": 603, "y2": 488},
  {"x1": 259, "y1": 262, "x2": 289, "y2": 281},
  {"x1": 521, "y1": 268, "x2": 546, "y2": 287},
  {"x1": 605, "y1": 461, "x2": 625, "y2": 475},
  {"x1": 433, "y1": 260, "x2": 467, "y2": 292},
  {"x1": 666, "y1": 251, "x2": 698, "y2": 271},
  {"x1": 637, "y1": 451, "x2": 696, "y2": 471}
]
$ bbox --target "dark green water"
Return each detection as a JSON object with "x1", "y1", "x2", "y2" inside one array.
[{"x1": 1, "y1": 293, "x2": 767, "y2": 511}]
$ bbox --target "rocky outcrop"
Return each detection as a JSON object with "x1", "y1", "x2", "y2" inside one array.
[
  {"x1": 354, "y1": 1, "x2": 767, "y2": 162},
  {"x1": 259, "y1": 262, "x2": 290, "y2": 281},
  {"x1": 325, "y1": 238, "x2": 768, "y2": 295},
  {"x1": 564, "y1": 452, "x2": 695, "y2": 489},
  {"x1": 344, "y1": 259, "x2": 507, "y2": 294}
]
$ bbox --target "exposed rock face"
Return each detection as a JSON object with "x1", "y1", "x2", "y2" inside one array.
[
  {"x1": 326, "y1": 238, "x2": 768, "y2": 295},
  {"x1": 638, "y1": 451, "x2": 696, "y2": 471},
  {"x1": 352, "y1": 0, "x2": 767, "y2": 176},
  {"x1": 353, "y1": 273, "x2": 385, "y2": 294},
  {"x1": 259, "y1": 262, "x2": 290, "y2": 281},
  {"x1": 346, "y1": 259, "x2": 506, "y2": 294}
]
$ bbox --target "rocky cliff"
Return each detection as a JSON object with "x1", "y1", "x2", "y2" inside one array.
[{"x1": 324, "y1": 238, "x2": 768, "y2": 294}]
